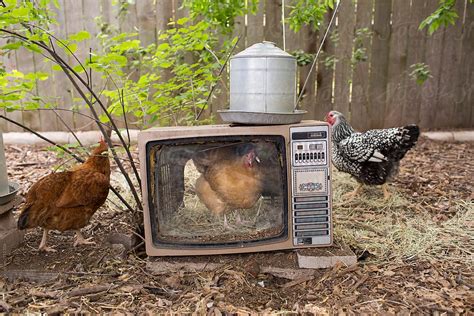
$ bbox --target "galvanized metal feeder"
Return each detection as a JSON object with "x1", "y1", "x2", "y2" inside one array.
[{"x1": 218, "y1": 41, "x2": 306, "y2": 125}]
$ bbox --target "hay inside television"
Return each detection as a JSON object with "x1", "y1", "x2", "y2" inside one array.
[{"x1": 139, "y1": 122, "x2": 333, "y2": 256}]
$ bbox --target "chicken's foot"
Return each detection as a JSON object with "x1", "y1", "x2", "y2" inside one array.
[
  {"x1": 38, "y1": 229, "x2": 57, "y2": 252},
  {"x1": 223, "y1": 214, "x2": 232, "y2": 230},
  {"x1": 382, "y1": 184, "x2": 392, "y2": 200},
  {"x1": 74, "y1": 230, "x2": 96, "y2": 247},
  {"x1": 236, "y1": 213, "x2": 253, "y2": 227},
  {"x1": 343, "y1": 184, "x2": 363, "y2": 201}
]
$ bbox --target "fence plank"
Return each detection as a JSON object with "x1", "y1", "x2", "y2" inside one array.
[
  {"x1": 15, "y1": 48, "x2": 41, "y2": 131},
  {"x1": 403, "y1": 0, "x2": 428, "y2": 127},
  {"x1": 50, "y1": 0, "x2": 75, "y2": 132},
  {"x1": 384, "y1": 0, "x2": 410, "y2": 127},
  {"x1": 264, "y1": 0, "x2": 283, "y2": 47},
  {"x1": 1, "y1": 42, "x2": 23, "y2": 132},
  {"x1": 333, "y1": 0, "x2": 355, "y2": 119},
  {"x1": 120, "y1": 1, "x2": 138, "y2": 33},
  {"x1": 461, "y1": 0, "x2": 474, "y2": 127},
  {"x1": 351, "y1": 0, "x2": 373, "y2": 131},
  {"x1": 419, "y1": 1, "x2": 446, "y2": 129},
  {"x1": 247, "y1": 0, "x2": 265, "y2": 46},
  {"x1": 101, "y1": 0, "x2": 120, "y2": 30},
  {"x1": 82, "y1": 0, "x2": 105, "y2": 132},
  {"x1": 136, "y1": 0, "x2": 156, "y2": 46},
  {"x1": 0, "y1": 37, "x2": 5, "y2": 131},
  {"x1": 367, "y1": 0, "x2": 392, "y2": 129},
  {"x1": 284, "y1": 17, "x2": 302, "y2": 113},
  {"x1": 451, "y1": 0, "x2": 473, "y2": 127},
  {"x1": 67, "y1": 0, "x2": 95, "y2": 131},
  {"x1": 33, "y1": 51, "x2": 59, "y2": 132},
  {"x1": 294, "y1": 26, "x2": 319, "y2": 119},
  {"x1": 156, "y1": 0, "x2": 173, "y2": 32},
  {"x1": 433, "y1": 0, "x2": 465, "y2": 128},
  {"x1": 315, "y1": 11, "x2": 336, "y2": 121},
  {"x1": 0, "y1": 36, "x2": 5, "y2": 132}
]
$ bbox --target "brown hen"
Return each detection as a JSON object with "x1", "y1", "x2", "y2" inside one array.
[
  {"x1": 17, "y1": 139, "x2": 110, "y2": 252},
  {"x1": 193, "y1": 143, "x2": 263, "y2": 227}
]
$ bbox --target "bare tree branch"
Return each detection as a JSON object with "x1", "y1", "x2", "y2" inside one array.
[
  {"x1": 0, "y1": 27, "x2": 143, "y2": 209},
  {"x1": 0, "y1": 114, "x2": 137, "y2": 213}
]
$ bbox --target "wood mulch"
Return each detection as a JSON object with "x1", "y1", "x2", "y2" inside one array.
[{"x1": 1, "y1": 137, "x2": 472, "y2": 314}]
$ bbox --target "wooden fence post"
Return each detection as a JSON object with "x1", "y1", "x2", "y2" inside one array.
[
  {"x1": 351, "y1": 0, "x2": 374, "y2": 131},
  {"x1": 367, "y1": 0, "x2": 392, "y2": 129}
]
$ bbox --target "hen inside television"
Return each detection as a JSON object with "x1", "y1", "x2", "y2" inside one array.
[{"x1": 146, "y1": 135, "x2": 289, "y2": 247}]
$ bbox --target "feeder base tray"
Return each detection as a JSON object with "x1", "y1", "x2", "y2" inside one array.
[{"x1": 218, "y1": 110, "x2": 307, "y2": 125}]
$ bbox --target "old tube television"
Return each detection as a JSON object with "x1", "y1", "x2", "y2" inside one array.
[{"x1": 138, "y1": 121, "x2": 333, "y2": 256}]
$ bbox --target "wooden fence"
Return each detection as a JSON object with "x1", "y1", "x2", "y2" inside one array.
[{"x1": 1, "y1": 0, "x2": 473, "y2": 132}]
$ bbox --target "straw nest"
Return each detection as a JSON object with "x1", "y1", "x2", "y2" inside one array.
[{"x1": 156, "y1": 160, "x2": 284, "y2": 242}]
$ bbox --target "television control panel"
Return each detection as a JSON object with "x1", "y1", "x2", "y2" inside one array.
[{"x1": 290, "y1": 125, "x2": 332, "y2": 246}]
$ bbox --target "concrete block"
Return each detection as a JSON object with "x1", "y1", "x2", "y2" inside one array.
[
  {"x1": 105, "y1": 232, "x2": 138, "y2": 250},
  {"x1": 296, "y1": 245, "x2": 357, "y2": 269},
  {"x1": 146, "y1": 243, "x2": 357, "y2": 277},
  {"x1": 0, "y1": 211, "x2": 17, "y2": 231},
  {"x1": 0, "y1": 229, "x2": 24, "y2": 258}
]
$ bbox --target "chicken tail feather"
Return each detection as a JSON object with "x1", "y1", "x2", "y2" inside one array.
[
  {"x1": 401, "y1": 124, "x2": 420, "y2": 148},
  {"x1": 388, "y1": 124, "x2": 420, "y2": 162},
  {"x1": 17, "y1": 206, "x2": 31, "y2": 230}
]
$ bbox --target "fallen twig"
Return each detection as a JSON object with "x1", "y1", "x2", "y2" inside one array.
[
  {"x1": 68, "y1": 284, "x2": 112, "y2": 297},
  {"x1": 280, "y1": 275, "x2": 315, "y2": 288}
]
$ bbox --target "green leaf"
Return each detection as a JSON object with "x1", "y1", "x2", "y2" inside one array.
[
  {"x1": 157, "y1": 43, "x2": 170, "y2": 51},
  {"x1": 24, "y1": 43, "x2": 42, "y2": 53},
  {"x1": 66, "y1": 43, "x2": 78, "y2": 54},
  {"x1": 11, "y1": 7, "x2": 29, "y2": 18},
  {"x1": 68, "y1": 30, "x2": 91, "y2": 42},
  {"x1": 193, "y1": 43, "x2": 204, "y2": 50},
  {"x1": 115, "y1": 40, "x2": 141, "y2": 51},
  {"x1": 72, "y1": 65, "x2": 85, "y2": 73},
  {"x1": 177, "y1": 17, "x2": 189, "y2": 25},
  {"x1": 1, "y1": 42, "x2": 22, "y2": 50}
]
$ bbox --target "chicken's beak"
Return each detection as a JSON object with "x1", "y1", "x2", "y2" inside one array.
[{"x1": 255, "y1": 156, "x2": 261, "y2": 164}]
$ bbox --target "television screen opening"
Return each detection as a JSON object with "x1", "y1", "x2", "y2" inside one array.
[{"x1": 146, "y1": 136, "x2": 289, "y2": 247}]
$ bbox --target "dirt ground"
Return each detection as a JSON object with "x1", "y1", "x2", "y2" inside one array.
[{"x1": 0, "y1": 137, "x2": 472, "y2": 314}]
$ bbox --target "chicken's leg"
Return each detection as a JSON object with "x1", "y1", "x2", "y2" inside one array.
[
  {"x1": 223, "y1": 214, "x2": 231, "y2": 229},
  {"x1": 73, "y1": 230, "x2": 96, "y2": 247},
  {"x1": 343, "y1": 183, "x2": 363, "y2": 201},
  {"x1": 38, "y1": 229, "x2": 57, "y2": 252},
  {"x1": 382, "y1": 184, "x2": 392, "y2": 200}
]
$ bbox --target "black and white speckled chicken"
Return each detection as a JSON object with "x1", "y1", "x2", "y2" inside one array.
[{"x1": 325, "y1": 110, "x2": 420, "y2": 200}]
